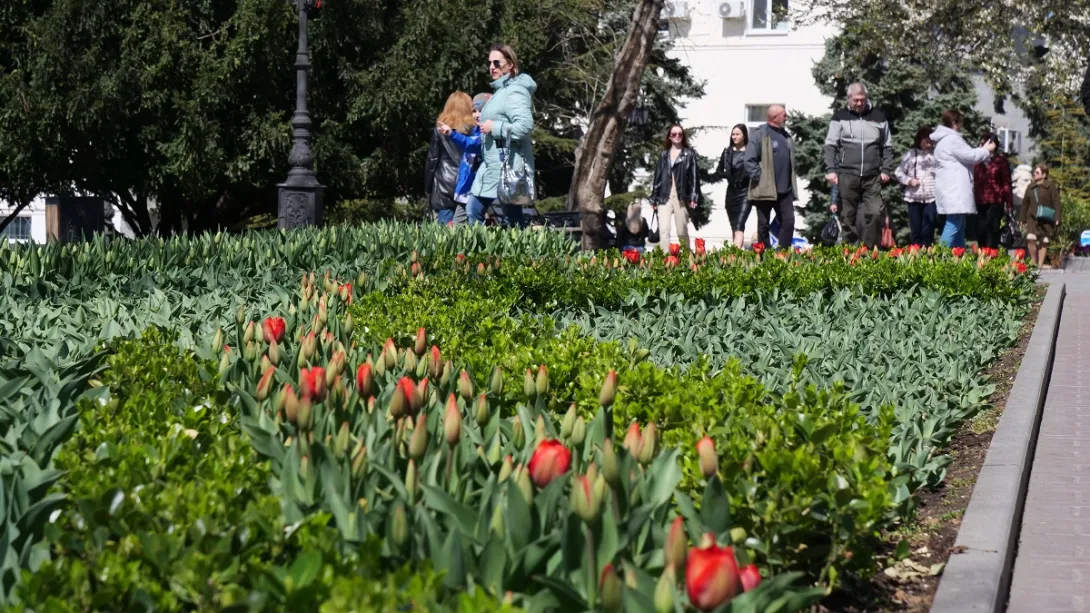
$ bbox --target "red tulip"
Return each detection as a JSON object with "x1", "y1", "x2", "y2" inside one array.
[
  {"x1": 665, "y1": 516, "x2": 687, "y2": 567},
  {"x1": 456, "y1": 253, "x2": 466, "y2": 263},
  {"x1": 299, "y1": 366, "x2": 327, "y2": 401},
  {"x1": 1014, "y1": 248, "x2": 1026, "y2": 260},
  {"x1": 356, "y1": 363, "x2": 373, "y2": 397},
  {"x1": 262, "y1": 317, "x2": 286, "y2": 344},
  {"x1": 397, "y1": 376, "x2": 419, "y2": 414},
  {"x1": 1016, "y1": 262, "x2": 1028, "y2": 274},
  {"x1": 952, "y1": 247, "x2": 965, "y2": 258},
  {"x1": 669, "y1": 243, "x2": 681, "y2": 256},
  {"x1": 665, "y1": 255, "x2": 680, "y2": 268},
  {"x1": 527, "y1": 439, "x2": 572, "y2": 488},
  {"x1": 695, "y1": 238, "x2": 706, "y2": 255},
  {"x1": 622, "y1": 249, "x2": 641, "y2": 265},
  {"x1": 623, "y1": 422, "x2": 642, "y2": 456},
  {"x1": 752, "y1": 242, "x2": 765, "y2": 255},
  {"x1": 686, "y1": 537, "x2": 741, "y2": 611},
  {"x1": 739, "y1": 564, "x2": 762, "y2": 592}
]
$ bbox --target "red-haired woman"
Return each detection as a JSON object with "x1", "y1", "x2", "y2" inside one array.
[{"x1": 649, "y1": 124, "x2": 700, "y2": 250}]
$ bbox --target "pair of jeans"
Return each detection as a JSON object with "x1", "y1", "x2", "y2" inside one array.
[
  {"x1": 838, "y1": 173, "x2": 884, "y2": 247},
  {"x1": 976, "y1": 203, "x2": 1004, "y2": 249},
  {"x1": 907, "y1": 201, "x2": 937, "y2": 246},
  {"x1": 754, "y1": 192, "x2": 795, "y2": 248},
  {"x1": 466, "y1": 194, "x2": 526, "y2": 228},
  {"x1": 436, "y1": 209, "x2": 455, "y2": 225},
  {"x1": 940, "y1": 214, "x2": 967, "y2": 248}
]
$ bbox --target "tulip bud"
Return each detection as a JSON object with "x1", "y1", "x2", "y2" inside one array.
[
  {"x1": 638, "y1": 423, "x2": 657, "y2": 465},
  {"x1": 512, "y1": 416, "x2": 525, "y2": 449},
  {"x1": 415, "y1": 327, "x2": 426, "y2": 355},
  {"x1": 218, "y1": 352, "x2": 230, "y2": 376},
  {"x1": 429, "y1": 346, "x2": 442, "y2": 379},
  {"x1": 665, "y1": 516, "x2": 687, "y2": 568},
  {"x1": 257, "y1": 368, "x2": 276, "y2": 401},
  {"x1": 474, "y1": 394, "x2": 490, "y2": 427},
  {"x1": 486, "y1": 433, "x2": 502, "y2": 464},
  {"x1": 599, "y1": 370, "x2": 617, "y2": 407},
  {"x1": 414, "y1": 379, "x2": 428, "y2": 414},
  {"x1": 440, "y1": 361, "x2": 453, "y2": 387},
  {"x1": 523, "y1": 368, "x2": 536, "y2": 399},
  {"x1": 599, "y1": 565, "x2": 622, "y2": 612},
  {"x1": 296, "y1": 347, "x2": 307, "y2": 369},
  {"x1": 654, "y1": 565, "x2": 677, "y2": 613},
  {"x1": 334, "y1": 422, "x2": 350, "y2": 459},
  {"x1": 570, "y1": 474, "x2": 600, "y2": 522},
  {"x1": 490, "y1": 366, "x2": 504, "y2": 396},
  {"x1": 405, "y1": 459, "x2": 418, "y2": 503},
  {"x1": 535, "y1": 415, "x2": 547, "y2": 443},
  {"x1": 344, "y1": 314, "x2": 354, "y2": 336},
  {"x1": 572, "y1": 416, "x2": 586, "y2": 447},
  {"x1": 515, "y1": 465, "x2": 534, "y2": 506},
  {"x1": 383, "y1": 339, "x2": 397, "y2": 369},
  {"x1": 498, "y1": 455, "x2": 514, "y2": 483},
  {"x1": 561, "y1": 405, "x2": 576, "y2": 439},
  {"x1": 350, "y1": 440, "x2": 367, "y2": 479},
  {"x1": 212, "y1": 328, "x2": 224, "y2": 354},
  {"x1": 275, "y1": 384, "x2": 290, "y2": 415},
  {"x1": 697, "y1": 436, "x2": 718, "y2": 478},
  {"x1": 489, "y1": 500, "x2": 505, "y2": 537},
  {"x1": 236, "y1": 304, "x2": 246, "y2": 327},
  {"x1": 297, "y1": 398, "x2": 313, "y2": 431},
  {"x1": 535, "y1": 364, "x2": 549, "y2": 397},
  {"x1": 623, "y1": 422, "x2": 642, "y2": 457},
  {"x1": 390, "y1": 503, "x2": 409, "y2": 548},
  {"x1": 403, "y1": 350, "x2": 418, "y2": 374},
  {"x1": 243, "y1": 321, "x2": 255, "y2": 344},
  {"x1": 388, "y1": 386, "x2": 406, "y2": 420},
  {"x1": 374, "y1": 354, "x2": 386, "y2": 377},
  {"x1": 409, "y1": 414, "x2": 427, "y2": 461},
  {"x1": 739, "y1": 564, "x2": 762, "y2": 592},
  {"x1": 268, "y1": 339, "x2": 281, "y2": 366},
  {"x1": 602, "y1": 439, "x2": 621, "y2": 487},
  {"x1": 443, "y1": 394, "x2": 462, "y2": 445},
  {"x1": 299, "y1": 455, "x2": 309, "y2": 479},
  {"x1": 357, "y1": 270, "x2": 366, "y2": 288},
  {"x1": 458, "y1": 371, "x2": 474, "y2": 402},
  {"x1": 260, "y1": 355, "x2": 273, "y2": 374},
  {"x1": 355, "y1": 363, "x2": 373, "y2": 397}
]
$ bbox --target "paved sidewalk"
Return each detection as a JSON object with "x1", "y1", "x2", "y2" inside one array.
[{"x1": 1009, "y1": 274, "x2": 1090, "y2": 612}]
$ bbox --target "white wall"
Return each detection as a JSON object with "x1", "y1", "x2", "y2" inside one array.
[{"x1": 653, "y1": 1, "x2": 837, "y2": 248}]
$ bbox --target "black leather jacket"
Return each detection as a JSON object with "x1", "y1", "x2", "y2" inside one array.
[
  {"x1": 650, "y1": 148, "x2": 699, "y2": 205},
  {"x1": 713, "y1": 147, "x2": 749, "y2": 191},
  {"x1": 424, "y1": 128, "x2": 461, "y2": 211}
]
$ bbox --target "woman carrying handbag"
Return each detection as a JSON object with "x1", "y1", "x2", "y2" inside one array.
[{"x1": 1020, "y1": 163, "x2": 1061, "y2": 267}]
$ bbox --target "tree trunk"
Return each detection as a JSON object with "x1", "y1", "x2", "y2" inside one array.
[{"x1": 568, "y1": 0, "x2": 665, "y2": 251}]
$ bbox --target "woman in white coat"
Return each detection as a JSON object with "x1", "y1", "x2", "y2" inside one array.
[{"x1": 930, "y1": 109, "x2": 996, "y2": 247}]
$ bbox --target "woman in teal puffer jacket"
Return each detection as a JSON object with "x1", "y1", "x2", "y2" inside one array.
[{"x1": 466, "y1": 43, "x2": 537, "y2": 228}]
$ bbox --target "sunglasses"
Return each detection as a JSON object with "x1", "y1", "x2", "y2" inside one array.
[
  {"x1": 669, "y1": 131, "x2": 683, "y2": 137},
  {"x1": 487, "y1": 59, "x2": 504, "y2": 69}
]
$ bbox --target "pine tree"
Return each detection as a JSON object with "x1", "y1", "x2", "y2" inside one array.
[{"x1": 792, "y1": 24, "x2": 989, "y2": 245}]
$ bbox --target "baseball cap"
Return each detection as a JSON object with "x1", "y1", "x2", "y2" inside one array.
[{"x1": 472, "y1": 93, "x2": 492, "y2": 110}]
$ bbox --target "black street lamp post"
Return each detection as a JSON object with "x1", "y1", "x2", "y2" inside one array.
[{"x1": 278, "y1": 0, "x2": 324, "y2": 229}]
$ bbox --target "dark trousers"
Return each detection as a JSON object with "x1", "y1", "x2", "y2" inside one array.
[
  {"x1": 838, "y1": 173, "x2": 884, "y2": 247},
  {"x1": 754, "y1": 192, "x2": 795, "y2": 248},
  {"x1": 976, "y1": 203, "x2": 1004, "y2": 249},
  {"x1": 907, "y1": 201, "x2": 937, "y2": 247}
]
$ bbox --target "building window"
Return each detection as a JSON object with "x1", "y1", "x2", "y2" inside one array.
[
  {"x1": 750, "y1": 0, "x2": 789, "y2": 33},
  {"x1": 745, "y1": 104, "x2": 783, "y2": 126},
  {"x1": 998, "y1": 128, "x2": 1022, "y2": 156},
  {"x1": 1, "y1": 216, "x2": 31, "y2": 242}
]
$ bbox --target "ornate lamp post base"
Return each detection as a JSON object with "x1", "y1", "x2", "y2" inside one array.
[
  {"x1": 277, "y1": 0, "x2": 324, "y2": 230},
  {"x1": 277, "y1": 182, "x2": 324, "y2": 229}
]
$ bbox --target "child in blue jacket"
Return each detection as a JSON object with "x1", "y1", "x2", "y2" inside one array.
[{"x1": 438, "y1": 93, "x2": 490, "y2": 221}]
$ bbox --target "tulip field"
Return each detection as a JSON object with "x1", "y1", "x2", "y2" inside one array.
[{"x1": 0, "y1": 223, "x2": 1037, "y2": 612}]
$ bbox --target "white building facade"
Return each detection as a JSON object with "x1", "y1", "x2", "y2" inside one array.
[{"x1": 659, "y1": 0, "x2": 837, "y2": 249}]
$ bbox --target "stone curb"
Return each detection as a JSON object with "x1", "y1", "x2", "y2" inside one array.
[{"x1": 930, "y1": 281, "x2": 1065, "y2": 613}]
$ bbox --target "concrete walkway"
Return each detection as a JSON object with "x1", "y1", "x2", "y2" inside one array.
[{"x1": 1009, "y1": 273, "x2": 1090, "y2": 612}]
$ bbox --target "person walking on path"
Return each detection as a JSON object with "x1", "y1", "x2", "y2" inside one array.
[
  {"x1": 439, "y1": 92, "x2": 491, "y2": 225},
  {"x1": 972, "y1": 132, "x2": 1013, "y2": 249},
  {"x1": 894, "y1": 125, "x2": 939, "y2": 246},
  {"x1": 466, "y1": 44, "x2": 536, "y2": 228},
  {"x1": 712, "y1": 124, "x2": 752, "y2": 249},
  {"x1": 425, "y1": 92, "x2": 474, "y2": 225},
  {"x1": 744, "y1": 105, "x2": 797, "y2": 248},
  {"x1": 649, "y1": 124, "x2": 700, "y2": 250},
  {"x1": 930, "y1": 109, "x2": 995, "y2": 248},
  {"x1": 1021, "y1": 162, "x2": 1062, "y2": 268},
  {"x1": 824, "y1": 82, "x2": 894, "y2": 248}
]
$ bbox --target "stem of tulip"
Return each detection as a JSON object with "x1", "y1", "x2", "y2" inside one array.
[
  {"x1": 603, "y1": 405, "x2": 613, "y2": 441},
  {"x1": 445, "y1": 443, "x2": 455, "y2": 491},
  {"x1": 585, "y1": 524, "x2": 597, "y2": 606}
]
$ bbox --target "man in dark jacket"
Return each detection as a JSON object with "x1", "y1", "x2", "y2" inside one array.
[
  {"x1": 744, "y1": 105, "x2": 797, "y2": 248},
  {"x1": 824, "y1": 83, "x2": 894, "y2": 247}
]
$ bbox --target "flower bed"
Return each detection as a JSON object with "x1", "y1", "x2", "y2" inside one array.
[{"x1": 0, "y1": 226, "x2": 1036, "y2": 611}]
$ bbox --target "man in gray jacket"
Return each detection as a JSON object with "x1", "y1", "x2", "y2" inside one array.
[{"x1": 824, "y1": 83, "x2": 894, "y2": 247}]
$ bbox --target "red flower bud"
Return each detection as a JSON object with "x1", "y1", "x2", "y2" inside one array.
[
  {"x1": 527, "y1": 439, "x2": 572, "y2": 488},
  {"x1": 739, "y1": 564, "x2": 762, "y2": 592},
  {"x1": 356, "y1": 363, "x2": 373, "y2": 397},
  {"x1": 262, "y1": 316, "x2": 286, "y2": 345},
  {"x1": 686, "y1": 538, "x2": 742, "y2": 611},
  {"x1": 669, "y1": 243, "x2": 681, "y2": 256},
  {"x1": 299, "y1": 366, "x2": 327, "y2": 401}
]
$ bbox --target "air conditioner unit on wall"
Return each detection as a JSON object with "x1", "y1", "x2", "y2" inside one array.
[
  {"x1": 661, "y1": 1, "x2": 691, "y2": 21},
  {"x1": 717, "y1": 1, "x2": 745, "y2": 19}
]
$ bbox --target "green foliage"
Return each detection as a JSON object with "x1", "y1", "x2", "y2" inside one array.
[
  {"x1": 16, "y1": 332, "x2": 502, "y2": 612},
  {"x1": 792, "y1": 26, "x2": 990, "y2": 245}
]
